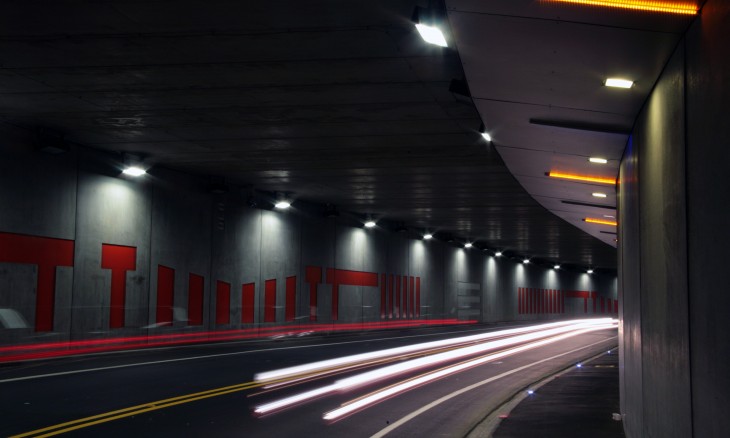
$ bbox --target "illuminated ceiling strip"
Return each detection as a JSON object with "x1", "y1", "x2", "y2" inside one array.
[
  {"x1": 553, "y1": 0, "x2": 698, "y2": 15},
  {"x1": 548, "y1": 171, "x2": 616, "y2": 185},
  {"x1": 584, "y1": 217, "x2": 618, "y2": 226}
]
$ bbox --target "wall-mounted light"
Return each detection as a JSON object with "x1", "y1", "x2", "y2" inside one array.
[
  {"x1": 587, "y1": 269, "x2": 594, "y2": 274},
  {"x1": 589, "y1": 157, "x2": 608, "y2": 164},
  {"x1": 464, "y1": 243, "x2": 473, "y2": 249},
  {"x1": 364, "y1": 220, "x2": 376, "y2": 228},
  {"x1": 122, "y1": 166, "x2": 146, "y2": 177},
  {"x1": 523, "y1": 258, "x2": 530, "y2": 264},
  {"x1": 584, "y1": 217, "x2": 618, "y2": 226},
  {"x1": 423, "y1": 233, "x2": 433, "y2": 240},
  {"x1": 479, "y1": 123, "x2": 492, "y2": 142},
  {"x1": 547, "y1": 171, "x2": 616, "y2": 185},
  {"x1": 495, "y1": 251, "x2": 503, "y2": 257},
  {"x1": 605, "y1": 78, "x2": 634, "y2": 89},
  {"x1": 592, "y1": 192, "x2": 607, "y2": 198},
  {"x1": 554, "y1": 264, "x2": 561, "y2": 270},
  {"x1": 274, "y1": 193, "x2": 291, "y2": 209},
  {"x1": 412, "y1": 6, "x2": 448, "y2": 47}
]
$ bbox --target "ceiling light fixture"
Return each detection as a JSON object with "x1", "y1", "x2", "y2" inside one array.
[
  {"x1": 592, "y1": 192, "x2": 607, "y2": 198},
  {"x1": 547, "y1": 171, "x2": 616, "y2": 185},
  {"x1": 274, "y1": 201, "x2": 291, "y2": 209},
  {"x1": 554, "y1": 264, "x2": 561, "y2": 270},
  {"x1": 587, "y1": 269, "x2": 594, "y2": 274},
  {"x1": 423, "y1": 233, "x2": 433, "y2": 240},
  {"x1": 479, "y1": 123, "x2": 492, "y2": 142},
  {"x1": 589, "y1": 157, "x2": 608, "y2": 164},
  {"x1": 495, "y1": 251, "x2": 503, "y2": 257},
  {"x1": 364, "y1": 220, "x2": 376, "y2": 228},
  {"x1": 122, "y1": 166, "x2": 146, "y2": 177},
  {"x1": 553, "y1": 0, "x2": 698, "y2": 16},
  {"x1": 412, "y1": 7, "x2": 448, "y2": 47},
  {"x1": 523, "y1": 258, "x2": 530, "y2": 264},
  {"x1": 605, "y1": 78, "x2": 634, "y2": 89},
  {"x1": 464, "y1": 243, "x2": 473, "y2": 249},
  {"x1": 584, "y1": 217, "x2": 618, "y2": 226}
]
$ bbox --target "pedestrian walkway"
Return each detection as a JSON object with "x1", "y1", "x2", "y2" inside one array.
[{"x1": 492, "y1": 349, "x2": 625, "y2": 437}]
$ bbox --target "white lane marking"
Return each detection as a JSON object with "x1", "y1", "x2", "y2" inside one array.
[
  {"x1": 370, "y1": 335, "x2": 618, "y2": 438},
  {"x1": 0, "y1": 327, "x2": 493, "y2": 384}
]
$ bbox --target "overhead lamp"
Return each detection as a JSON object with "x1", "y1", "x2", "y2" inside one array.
[
  {"x1": 587, "y1": 269, "x2": 594, "y2": 274},
  {"x1": 423, "y1": 233, "x2": 433, "y2": 240},
  {"x1": 122, "y1": 166, "x2": 146, "y2": 177},
  {"x1": 364, "y1": 220, "x2": 376, "y2": 228},
  {"x1": 412, "y1": 6, "x2": 448, "y2": 47},
  {"x1": 584, "y1": 217, "x2": 618, "y2": 226},
  {"x1": 589, "y1": 157, "x2": 608, "y2": 164},
  {"x1": 479, "y1": 123, "x2": 492, "y2": 142},
  {"x1": 547, "y1": 171, "x2": 616, "y2": 185},
  {"x1": 464, "y1": 243, "x2": 473, "y2": 249},
  {"x1": 605, "y1": 78, "x2": 634, "y2": 89},
  {"x1": 274, "y1": 201, "x2": 291, "y2": 209},
  {"x1": 554, "y1": 264, "x2": 561, "y2": 270},
  {"x1": 592, "y1": 192, "x2": 607, "y2": 198},
  {"x1": 523, "y1": 258, "x2": 530, "y2": 264},
  {"x1": 495, "y1": 251, "x2": 503, "y2": 257},
  {"x1": 553, "y1": 0, "x2": 698, "y2": 16}
]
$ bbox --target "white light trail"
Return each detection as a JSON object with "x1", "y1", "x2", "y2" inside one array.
[
  {"x1": 323, "y1": 323, "x2": 616, "y2": 420},
  {"x1": 253, "y1": 319, "x2": 616, "y2": 415}
]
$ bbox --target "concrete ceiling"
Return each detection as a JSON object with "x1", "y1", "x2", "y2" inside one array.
[{"x1": 0, "y1": 0, "x2": 697, "y2": 271}]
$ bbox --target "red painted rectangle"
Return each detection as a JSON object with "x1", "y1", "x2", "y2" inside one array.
[
  {"x1": 540, "y1": 289, "x2": 544, "y2": 314},
  {"x1": 285, "y1": 276, "x2": 296, "y2": 322},
  {"x1": 156, "y1": 265, "x2": 175, "y2": 325},
  {"x1": 265, "y1": 279, "x2": 277, "y2": 323},
  {"x1": 395, "y1": 275, "x2": 401, "y2": 318},
  {"x1": 551, "y1": 289, "x2": 555, "y2": 314},
  {"x1": 102, "y1": 244, "x2": 137, "y2": 329},
  {"x1": 518, "y1": 288, "x2": 521, "y2": 314},
  {"x1": 242, "y1": 282, "x2": 255, "y2": 323},
  {"x1": 380, "y1": 274, "x2": 386, "y2": 319},
  {"x1": 388, "y1": 274, "x2": 394, "y2": 318},
  {"x1": 402, "y1": 276, "x2": 408, "y2": 318},
  {"x1": 408, "y1": 277, "x2": 416, "y2": 318},
  {"x1": 416, "y1": 277, "x2": 421, "y2": 317},
  {"x1": 188, "y1": 273, "x2": 204, "y2": 326},
  {"x1": 561, "y1": 290, "x2": 565, "y2": 314},
  {"x1": 216, "y1": 281, "x2": 230, "y2": 325},
  {"x1": 615, "y1": 299, "x2": 619, "y2": 314}
]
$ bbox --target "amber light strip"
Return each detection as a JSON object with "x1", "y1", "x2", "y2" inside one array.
[
  {"x1": 552, "y1": 0, "x2": 698, "y2": 15},
  {"x1": 584, "y1": 217, "x2": 618, "y2": 226},
  {"x1": 547, "y1": 171, "x2": 616, "y2": 185}
]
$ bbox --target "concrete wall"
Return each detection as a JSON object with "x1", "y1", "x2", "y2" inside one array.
[
  {"x1": 618, "y1": 1, "x2": 730, "y2": 436},
  {"x1": 0, "y1": 147, "x2": 617, "y2": 345}
]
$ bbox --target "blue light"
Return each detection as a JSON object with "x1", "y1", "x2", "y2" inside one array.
[
  {"x1": 527, "y1": 390, "x2": 534, "y2": 395},
  {"x1": 577, "y1": 363, "x2": 582, "y2": 368}
]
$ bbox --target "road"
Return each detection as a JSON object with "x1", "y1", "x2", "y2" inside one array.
[{"x1": 0, "y1": 319, "x2": 617, "y2": 437}]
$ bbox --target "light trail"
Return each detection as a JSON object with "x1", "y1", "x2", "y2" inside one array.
[
  {"x1": 253, "y1": 319, "x2": 616, "y2": 415},
  {"x1": 254, "y1": 319, "x2": 605, "y2": 384},
  {"x1": 323, "y1": 322, "x2": 616, "y2": 420}
]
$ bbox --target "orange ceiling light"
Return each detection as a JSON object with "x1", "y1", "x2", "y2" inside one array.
[
  {"x1": 547, "y1": 171, "x2": 616, "y2": 185},
  {"x1": 584, "y1": 217, "x2": 618, "y2": 226},
  {"x1": 551, "y1": 0, "x2": 698, "y2": 15}
]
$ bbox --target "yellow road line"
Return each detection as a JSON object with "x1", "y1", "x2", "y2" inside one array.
[{"x1": 10, "y1": 381, "x2": 263, "y2": 438}]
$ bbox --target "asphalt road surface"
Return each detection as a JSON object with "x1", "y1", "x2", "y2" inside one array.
[{"x1": 0, "y1": 320, "x2": 617, "y2": 437}]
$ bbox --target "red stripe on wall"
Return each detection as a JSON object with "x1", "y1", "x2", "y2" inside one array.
[
  {"x1": 215, "y1": 281, "x2": 230, "y2": 325},
  {"x1": 101, "y1": 244, "x2": 137, "y2": 329},
  {"x1": 615, "y1": 299, "x2": 619, "y2": 314},
  {"x1": 156, "y1": 265, "x2": 174, "y2": 325},
  {"x1": 402, "y1": 276, "x2": 408, "y2": 318},
  {"x1": 518, "y1": 288, "x2": 521, "y2": 314},
  {"x1": 380, "y1": 274, "x2": 386, "y2": 319},
  {"x1": 305, "y1": 266, "x2": 321, "y2": 321},
  {"x1": 408, "y1": 277, "x2": 416, "y2": 318},
  {"x1": 242, "y1": 282, "x2": 255, "y2": 323},
  {"x1": 592, "y1": 291, "x2": 598, "y2": 314},
  {"x1": 561, "y1": 290, "x2": 565, "y2": 314},
  {"x1": 388, "y1": 274, "x2": 394, "y2": 319},
  {"x1": 416, "y1": 277, "x2": 421, "y2": 317},
  {"x1": 285, "y1": 276, "x2": 296, "y2": 322},
  {"x1": 395, "y1": 275, "x2": 401, "y2": 319},
  {"x1": 265, "y1": 279, "x2": 277, "y2": 323},
  {"x1": 188, "y1": 273, "x2": 204, "y2": 326},
  {"x1": 0, "y1": 232, "x2": 75, "y2": 332}
]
